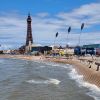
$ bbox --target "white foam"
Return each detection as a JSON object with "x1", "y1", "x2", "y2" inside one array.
[
  {"x1": 26, "y1": 78, "x2": 61, "y2": 85},
  {"x1": 68, "y1": 66, "x2": 100, "y2": 100},
  {"x1": 48, "y1": 79, "x2": 61, "y2": 85},
  {"x1": 85, "y1": 83, "x2": 100, "y2": 100},
  {"x1": 46, "y1": 63, "x2": 58, "y2": 66},
  {"x1": 60, "y1": 64, "x2": 71, "y2": 69},
  {"x1": 34, "y1": 60, "x2": 68, "y2": 69}
]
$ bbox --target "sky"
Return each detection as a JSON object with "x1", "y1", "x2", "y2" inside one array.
[{"x1": 0, "y1": 0, "x2": 100, "y2": 49}]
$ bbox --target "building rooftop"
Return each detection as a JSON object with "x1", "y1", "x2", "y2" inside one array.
[{"x1": 83, "y1": 44, "x2": 100, "y2": 48}]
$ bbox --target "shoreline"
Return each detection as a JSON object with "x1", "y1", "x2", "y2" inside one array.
[
  {"x1": 0, "y1": 54, "x2": 100, "y2": 88},
  {"x1": 0, "y1": 54, "x2": 45, "y2": 61},
  {"x1": 46, "y1": 57, "x2": 100, "y2": 87}
]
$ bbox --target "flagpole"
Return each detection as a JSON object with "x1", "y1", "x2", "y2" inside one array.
[
  {"x1": 78, "y1": 23, "x2": 84, "y2": 46},
  {"x1": 54, "y1": 32, "x2": 58, "y2": 48},
  {"x1": 66, "y1": 27, "x2": 71, "y2": 57},
  {"x1": 67, "y1": 26, "x2": 71, "y2": 48},
  {"x1": 66, "y1": 33, "x2": 69, "y2": 48},
  {"x1": 54, "y1": 36, "x2": 56, "y2": 47},
  {"x1": 78, "y1": 30, "x2": 82, "y2": 46}
]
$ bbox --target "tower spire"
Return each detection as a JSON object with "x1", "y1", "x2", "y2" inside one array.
[{"x1": 28, "y1": 12, "x2": 30, "y2": 17}]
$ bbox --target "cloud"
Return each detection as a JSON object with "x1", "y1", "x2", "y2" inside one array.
[
  {"x1": 0, "y1": 13, "x2": 26, "y2": 50},
  {"x1": 0, "y1": 2, "x2": 100, "y2": 50},
  {"x1": 57, "y1": 3, "x2": 100, "y2": 28},
  {"x1": 58, "y1": 32, "x2": 100, "y2": 46},
  {"x1": 35, "y1": 12, "x2": 49, "y2": 18}
]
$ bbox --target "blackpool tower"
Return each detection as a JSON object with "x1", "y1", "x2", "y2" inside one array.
[{"x1": 26, "y1": 13, "x2": 33, "y2": 46}]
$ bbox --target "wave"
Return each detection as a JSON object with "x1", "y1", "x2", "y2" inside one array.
[
  {"x1": 26, "y1": 78, "x2": 61, "y2": 85},
  {"x1": 43, "y1": 61, "x2": 70, "y2": 68},
  {"x1": 44, "y1": 62, "x2": 61, "y2": 67},
  {"x1": 34, "y1": 60, "x2": 70, "y2": 69},
  {"x1": 68, "y1": 66, "x2": 100, "y2": 100},
  {"x1": 39, "y1": 66, "x2": 46, "y2": 68}
]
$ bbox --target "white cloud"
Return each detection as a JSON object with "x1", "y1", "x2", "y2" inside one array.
[
  {"x1": 57, "y1": 3, "x2": 100, "y2": 27},
  {"x1": 35, "y1": 12, "x2": 49, "y2": 18},
  {"x1": 58, "y1": 32, "x2": 100, "y2": 46},
  {"x1": 0, "y1": 2, "x2": 100, "y2": 49}
]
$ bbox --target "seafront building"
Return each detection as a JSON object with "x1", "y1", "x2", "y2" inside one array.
[
  {"x1": 83, "y1": 44, "x2": 100, "y2": 55},
  {"x1": 83, "y1": 44, "x2": 100, "y2": 48}
]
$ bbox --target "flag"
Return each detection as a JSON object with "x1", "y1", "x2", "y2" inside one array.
[
  {"x1": 81, "y1": 23, "x2": 84, "y2": 30},
  {"x1": 68, "y1": 26, "x2": 71, "y2": 33},
  {"x1": 55, "y1": 32, "x2": 59, "y2": 37}
]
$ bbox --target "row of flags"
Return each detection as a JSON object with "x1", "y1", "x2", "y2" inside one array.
[{"x1": 55, "y1": 23, "x2": 84, "y2": 38}]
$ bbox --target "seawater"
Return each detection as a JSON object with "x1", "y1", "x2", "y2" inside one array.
[{"x1": 0, "y1": 58, "x2": 100, "y2": 100}]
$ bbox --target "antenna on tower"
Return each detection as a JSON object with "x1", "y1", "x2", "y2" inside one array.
[{"x1": 28, "y1": 12, "x2": 31, "y2": 17}]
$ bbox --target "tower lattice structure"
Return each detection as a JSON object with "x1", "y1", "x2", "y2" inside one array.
[{"x1": 26, "y1": 13, "x2": 33, "y2": 46}]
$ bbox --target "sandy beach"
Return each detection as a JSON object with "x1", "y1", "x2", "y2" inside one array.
[
  {"x1": 0, "y1": 54, "x2": 100, "y2": 88},
  {"x1": 46, "y1": 56, "x2": 100, "y2": 87}
]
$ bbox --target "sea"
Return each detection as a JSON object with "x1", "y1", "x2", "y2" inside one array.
[{"x1": 0, "y1": 58, "x2": 100, "y2": 100}]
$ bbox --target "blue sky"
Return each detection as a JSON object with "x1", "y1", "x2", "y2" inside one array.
[
  {"x1": 0, "y1": 0, "x2": 98, "y2": 15},
  {"x1": 0, "y1": 0, "x2": 100, "y2": 49}
]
